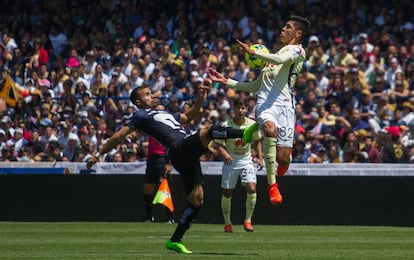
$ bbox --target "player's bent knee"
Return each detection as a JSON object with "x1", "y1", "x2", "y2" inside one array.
[
  {"x1": 262, "y1": 123, "x2": 277, "y2": 137},
  {"x1": 188, "y1": 184, "x2": 204, "y2": 206},
  {"x1": 188, "y1": 196, "x2": 204, "y2": 207}
]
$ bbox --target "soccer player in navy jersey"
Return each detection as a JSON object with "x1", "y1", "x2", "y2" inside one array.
[{"x1": 86, "y1": 82, "x2": 258, "y2": 254}]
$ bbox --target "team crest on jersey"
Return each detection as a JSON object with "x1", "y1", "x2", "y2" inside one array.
[{"x1": 291, "y1": 46, "x2": 302, "y2": 56}]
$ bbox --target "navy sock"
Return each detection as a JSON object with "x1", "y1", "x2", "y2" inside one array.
[
  {"x1": 170, "y1": 204, "x2": 200, "y2": 242},
  {"x1": 208, "y1": 125, "x2": 243, "y2": 139}
]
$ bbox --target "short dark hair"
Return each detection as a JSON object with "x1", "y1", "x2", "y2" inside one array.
[
  {"x1": 130, "y1": 87, "x2": 140, "y2": 104},
  {"x1": 63, "y1": 79, "x2": 73, "y2": 87},
  {"x1": 290, "y1": 15, "x2": 311, "y2": 37},
  {"x1": 129, "y1": 85, "x2": 150, "y2": 104},
  {"x1": 233, "y1": 97, "x2": 247, "y2": 107}
]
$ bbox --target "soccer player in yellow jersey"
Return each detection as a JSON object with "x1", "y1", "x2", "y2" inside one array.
[
  {"x1": 209, "y1": 15, "x2": 310, "y2": 205},
  {"x1": 212, "y1": 97, "x2": 263, "y2": 232}
]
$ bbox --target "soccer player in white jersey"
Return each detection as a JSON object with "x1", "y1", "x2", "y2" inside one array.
[
  {"x1": 212, "y1": 97, "x2": 263, "y2": 233},
  {"x1": 209, "y1": 15, "x2": 310, "y2": 205}
]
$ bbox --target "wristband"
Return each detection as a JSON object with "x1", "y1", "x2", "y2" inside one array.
[{"x1": 94, "y1": 152, "x2": 102, "y2": 159}]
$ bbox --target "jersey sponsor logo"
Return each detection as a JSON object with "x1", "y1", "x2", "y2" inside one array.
[{"x1": 233, "y1": 138, "x2": 245, "y2": 147}]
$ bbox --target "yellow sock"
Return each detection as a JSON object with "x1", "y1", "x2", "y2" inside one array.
[
  {"x1": 221, "y1": 195, "x2": 232, "y2": 225},
  {"x1": 245, "y1": 192, "x2": 257, "y2": 222},
  {"x1": 263, "y1": 137, "x2": 277, "y2": 185}
]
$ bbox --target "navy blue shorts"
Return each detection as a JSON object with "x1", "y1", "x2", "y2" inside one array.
[{"x1": 169, "y1": 131, "x2": 207, "y2": 195}]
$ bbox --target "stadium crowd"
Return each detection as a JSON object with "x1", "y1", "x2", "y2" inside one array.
[{"x1": 1, "y1": 0, "x2": 414, "y2": 163}]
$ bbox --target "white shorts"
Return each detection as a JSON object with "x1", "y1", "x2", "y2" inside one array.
[
  {"x1": 221, "y1": 163, "x2": 257, "y2": 189},
  {"x1": 256, "y1": 105, "x2": 295, "y2": 148}
]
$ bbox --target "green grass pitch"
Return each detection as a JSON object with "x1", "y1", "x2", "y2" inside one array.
[{"x1": 0, "y1": 222, "x2": 413, "y2": 259}]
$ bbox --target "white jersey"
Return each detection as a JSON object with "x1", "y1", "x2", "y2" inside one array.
[
  {"x1": 215, "y1": 117, "x2": 261, "y2": 169},
  {"x1": 227, "y1": 44, "x2": 306, "y2": 109}
]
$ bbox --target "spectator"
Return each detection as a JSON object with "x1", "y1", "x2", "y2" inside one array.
[
  {"x1": 342, "y1": 147, "x2": 356, "y2": 163},
  {"x1": 129, "y1": 68, "x2": 144, "y2": 89},
  {"x1": 85, "y1": 50, "x2": 98, "y2": 76},
  {"x1": 385, "y1": 57, "x2": 403, "y2": 89},
  {"x1": 335, "y1": 44, "x2": 354, "y2": 70},
  {"x1": 142, "y1": 54, "x2": 155, "y2": 80},
  {"x1": 63, "y1": 132, "x2": 80, "y2": 161},
  {"x1": 2, "y1": 147, "x2": 17, "y2": 161},
  {"x1": 90, "y1": 72, "x2": 108, "y2": 96},
  {"x1": 120, "y1": 53, "x2": 134, "y2": 77},
  {"x1": 10, "y1": 47, "x2": 26, "y2": 85},
  {"x1": 28, "y1": 40, "x2": 48, "y2": 70},
  {"x1": 314, "y1": 67, "x2": 330, "y2": 96},
  {"x1": 302, "y1": 90, "x2": 319, "y2": 114},
  {"x1": 12, "y1": 127, "x2": 27, "y2": 152},
  {"x1": 57, "y1": 121, "x2": 72, "y2": 147},
  {"x1": 12, "y1": 98, "x2": 33, "y2": 122},
  {"x1": 339, "y1": 88, "x2": 359, "y2": 111},
  {"x1": 390, "y1": 78, "x2": 409, "y2": 104},
  {"x1": 381, "y1": 125, "x2": 410, "y2": 163},
  {"x1": 166, "y1": 95, "x2": 181, "y2": 113},
  {"x1": 292, "y1": 139, "x2": 311, "y2": 163},
  {"x1": 304, "y1": 111, "x2": 324, "y2": 141},
  {"x1": 2, "y1": 32, "x2": 18, "y2": 58},
  {"x1": 358, "y1": 89, "x2": 377, "y2": 122},
  {"x1": 361, "y1": 135, "x2": 381, "y2": 163},
  {"x1": 321, "y1": 114, "x2": 338, "y2": 138},
  {"x1": 344, "y1": 58, "x2": 369, "y2": 90},
  {"x1": 111, "y1": 151, "x2": 123, "y2": 162},
  {"x1": 161, "y1": 75, "x2": 182, "y2": 105},
  {"x1": 42, "y1": 140, "x2": 63, "y2": 162},
  {"x1": 48, "y1": 24, "x2": 68, "y2": 57},
  {"x1": 308, "y1": 146, "x2": 329, "y2": 163},
  {"x1": 369, "y1": 96, "x2": 394, "y2": 133},
  {"x1": 327, "y1": 143, "x2": 342, "y2": 163}
]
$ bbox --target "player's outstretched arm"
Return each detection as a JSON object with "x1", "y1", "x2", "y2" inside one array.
[
  {"x1": 86, "y1": 126, "x2": 134, "y2": 169},
  {"x1": 236, "y1": 39, "x2": 255, "y2": 56},
  {"x1": 209, "y1": 67, "x2": 260, "y2": 93},
  {"x1": 208, "y1": 68, "x2": 228, "y2": 85},
  {"x1": 180, "y1": 83, "x2": 209, "y2": 124}
]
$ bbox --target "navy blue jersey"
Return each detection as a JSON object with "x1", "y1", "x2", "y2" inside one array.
[{"x1": 125, "y1": 109, "x2": 186, "y2": 148}]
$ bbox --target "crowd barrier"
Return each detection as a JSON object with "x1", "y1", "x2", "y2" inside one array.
[
  {"x1": 1, "y1": 163, "x2": 413, "y2": 226},
  {"x1": 1, "y1": 162, "x2": 414, "y2": 176}
]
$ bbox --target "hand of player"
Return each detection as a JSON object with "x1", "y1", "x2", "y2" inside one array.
[
  {"x1": 86, "y1": 156, "x2": 99, "y2": 170},
  {"x1": 223, "y1": 154, "x2": 233, "y2": 165},
  {"x1": 197, "y1": 81, "x2": 209, "y2": 101},
  {"x1": 236, "y1": 39, "x2": 254, "y2": 56},
  {"x1": 207, "y1": 68, "x2": 227, "y2": 85},
  {"x1": 257, "y1": 158, "x2": 264, "y2": 171}
]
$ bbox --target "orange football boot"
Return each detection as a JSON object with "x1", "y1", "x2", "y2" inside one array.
[
  {"x1": 268, "y1": 183, "x2": 283, "y2": 205},
  {"x1": 224, "y1": 224, "x2": 233, "y2": 233},
  {"x1": 243, "y1": 221, "x2": 253, "y2": 232}
]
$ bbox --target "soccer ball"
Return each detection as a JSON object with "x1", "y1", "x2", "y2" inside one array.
[{"x1": 244, "y1": 44, "x2": 270, "y2": 69}]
